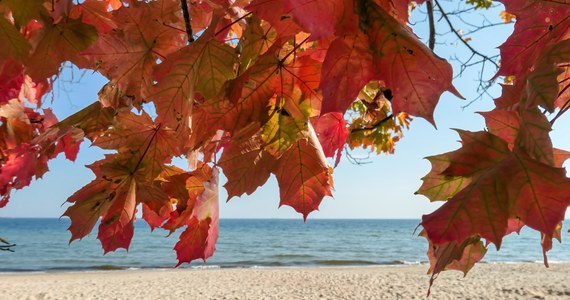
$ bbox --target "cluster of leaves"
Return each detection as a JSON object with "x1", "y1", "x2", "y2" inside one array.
[
  {"x1": 465, "y1": 0, "x2": 493, "y2": 9},
  {"x1": 1, "y1": 0, "x2": 454, "y2": 265},
  {"x1": 346, "y1": 82, "x2": 412, "y2": 157},
  {"x1": 417, "y1": 0, "x2": 570, "y2": 292},
  {"x1": 0, "y1": 0, "x2": 568, "y2": 289}
]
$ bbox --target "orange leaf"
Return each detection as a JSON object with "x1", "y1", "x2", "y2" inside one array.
[{"x1": 275, "y1": 123, "x2": 333, "y2": 220}]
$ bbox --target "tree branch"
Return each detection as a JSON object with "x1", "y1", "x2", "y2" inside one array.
[
  {"x1": 350, "y1": 114, "x2": 394, "y2": 133},
  {"x1": 180, "y1": 0, "x2": 194, "y2": 43},
  {"x1": 427, "y1": 0, "x2": 436, "y2": 50}
]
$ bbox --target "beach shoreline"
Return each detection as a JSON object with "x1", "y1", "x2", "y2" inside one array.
[{"x1": 1, "y1": 263, "x2": 569, "y2": 299}]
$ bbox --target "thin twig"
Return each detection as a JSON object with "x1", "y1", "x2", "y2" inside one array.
[
  {"x1": 427, "y1": 0, "x2": 436, "y2": 50},
  {"x1": 180, "y1": 0, "x2": 194, "y2": 43}
]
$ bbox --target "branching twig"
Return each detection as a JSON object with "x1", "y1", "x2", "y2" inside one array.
[
  {"x1": 344, "y1": 146, "x2": 373, "y2": 165},
  {"x1": 180, "y1": 0, "x2": 194, "y2": 43},
  {"x1": 434, "y1": 0, "x2": 499, "y2": 70},
  {"x1": 0, "y1": 237, "x2": 15, "y2": 252}
]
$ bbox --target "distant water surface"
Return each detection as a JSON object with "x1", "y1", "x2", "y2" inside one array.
[{"x1": 1, "y1": 218, "x2": 569, "y2": 272}]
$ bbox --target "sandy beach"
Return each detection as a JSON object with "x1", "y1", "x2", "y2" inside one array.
[{"x1": 1, "y1": 263, "x2": 569, "y2": 299}]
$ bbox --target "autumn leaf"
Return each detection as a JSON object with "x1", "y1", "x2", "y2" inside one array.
[
  {"x1": 372, "y1": 0, "x2": 414, "y2": 25},
  {"x1": 274, "y1": 123, "x2": 333, "y2": 220},
  {"x1": 262, "y1": 101, "x2": 308, "y2": 156},
  {"x1": 70, "y1": 0, "x2": 117, "y2": 33},
  {"x1": 136, "y1": 182, "x2": 171, "y2": 230},
  {"x1": 142, "y1": 202, "x2": 171, "y2": 231},
  {"x1": 442, "y1": 130, "x2": 510, "y2": 177},
  {"x1": 415, "y1": 153, "x2": 471, "y2": 202},
  {"x1": 191, "y1": 42, "x2": 287, "y2": 146},
  {"x1": 525, "y1": 63, "x2": 563, "y2": 113},
  {"x1": 496, "y1": 0, "x2": 570, "y2": 78},
  {"x1": 0, "y1": 0, "x2": 48, "y2": 26},
  {"x1": 0, "y1": 16, "x2": 32, "y2": 63},
  {"x1": 0, "y1": 144, "x2": 42, "y2": 208},
  {"x1": 93, "y1": 111, "x2": 182, "y2": 180},
  {"x1": 516, "y1": 108, "x2": 553, "y2": 165},
  {"x1": 422, "y1": 142, "x2": 570, "y2": 250},
  {"x1": 313, "y1": 112, "x2": 348, "y2": 167},
  {"x1": 173, "y1": 217, "x2": 211, "y2": 265},
  {"x1": 553, "y1": 148, "x2": 570, "y2": 167},
  {"x1": 422, "y1": 231, "x2": 487, "y2": 296},
  {"x1": 479, "y1": 109, "x2": 520, "y2": 149},
  {"x1": 218, "y1": 133, "x2": 278, "y2": 200},
  {"x1": 423, "y1": 161, "x2": 511, "y2": 248},
  {"x1": 279, "y1": 55, "x2": 323, "y2": 118},
  {"x1": 27, "y1": 17, "x2": 98, "y2": 82},
  {"x1": 361, "y1": 0, "x2": 461, "y2": 124},
  {"x1": 161, "y1": 166, "x2": 212, "y2": 233},
  {"x1": 524, "y1": 39, "x2": 570, "y2": 112},
  {"x1": 246, "y1": 0, "x2": 302, "y2": 38},
  {"x1": 189, "y1": 0, "x2": 213, "y2": 33},
  {"x1": 97, "y1": 179, "x2": 137, "y2": 253},
  {"x1": 174, "y1": 167, "x2": 220, "y2": 265},
  {"x1": 541, "y1": 222, "x2": 562, "y2": 267},
  {"x1": 320, "y1": 33, "x2": 375, "y2": 114},
  {"x1": 282, "y1": 0, "x2": 347, "y2": 40},
  {"x1": 237, "y1": 15, "x2": 276, "y2": 71},
  {"x1": 63, "y1": 155, "x2": 128, "y2": 243},
  {"x1": 79, "y1": 1, "x2": 186, "y2": 103},
  {"x1": 35, "y1": 101, "x2": 114, "y2": 145},
  {"x1": 0, "y1": 60, "x2": 25, "y2": 104},
  {"x1": 152, "y1": 33, "x2": 236, "y2": 129}
]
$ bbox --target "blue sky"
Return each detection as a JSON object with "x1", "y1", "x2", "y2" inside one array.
[{"x1": 2, "y1": 3, "x2": 569, "y2": 220}]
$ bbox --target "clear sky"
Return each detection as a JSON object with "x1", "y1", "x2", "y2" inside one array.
[{"x1": 2, "y1": 3, "x2": 569, "y2": 220}]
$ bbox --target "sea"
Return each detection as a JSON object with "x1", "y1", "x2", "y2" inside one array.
[{"x1": 1, "y1": 218, "x2": 570, "y2": 273}]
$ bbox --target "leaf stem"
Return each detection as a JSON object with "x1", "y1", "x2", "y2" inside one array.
[
  {"x1": 215, "y1": 12, "x2": 253, "y2": 37},
  {"x1": 279, "y1": 36, "x2": 310, "y2": 64}
]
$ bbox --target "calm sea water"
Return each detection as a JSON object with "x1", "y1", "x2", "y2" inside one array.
[{"x1": 1, "y1": 218, "x2": 570, "y2": 272}]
